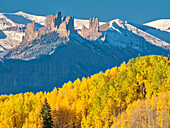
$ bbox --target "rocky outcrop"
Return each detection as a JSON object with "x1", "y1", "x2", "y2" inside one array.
[
  {"x1": 38, "y1": 27, "x2": 46, "y2": 37},
  {"x1": 55, "y1": 12, "x2": 62, "y2": 28},
  {"x1": 89, "y1": 17, "x2": 99, "y2": 33},
  {"x1": 22, "y1": 12, "x2": 75, "y2": 43},
  {"x1": 45, "y1": 12, "x2": 61, "y2": 31},
  {"x1": 45, "y1": 15, "x2": 55, "y2": 31},
  {"x1": 23, "y1": 20, "x2": 38, "y2": 42},
  {"x1": 58, "y1": 16, "x2": 75, "y2": 36},
  {"x1": 81, "y1": 17, "x2": 102, "y2": 40},
  {"x1": 99, "y1": 22, "x2": 110, "y2": 31},
  {"x1": 66, "y1": 16, "x2": 75, "y2": 34},
  {"x1": 58, "y1": 21, "x2": 68, "y2": 36},
  {"x1": 102, "y1": 32, "x2": 107, "y2": 42}
]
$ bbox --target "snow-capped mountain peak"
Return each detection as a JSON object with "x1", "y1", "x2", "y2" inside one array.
[
  {"x1": 0, "y1": 11, "x2": 170, "y2": 54},
  {"x1": 102, "y1": 18, "x2": 170, "y2": 51}
]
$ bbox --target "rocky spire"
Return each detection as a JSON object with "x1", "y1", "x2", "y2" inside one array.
[
  {"x1": 91, "y1": 17, "x2": 99, "y2": 32},
  {"x1": 80, "y1": 17, "x2": 102, "y2": 40},
  {"x1": 55, "y1": 12, "x2": 61, "y2": 28},
  {"x1": 23, "y1": 20, "x2": 38, "y2": 42},
  {"x1": 45, "y1": 15, "x2": 55, "y2": 30},
  {"x1": 23, "y1": 12, "x2": 76, "y2": 43},
  {"x1": 66, "y1": 16, "x2": 75, "y2": 34},
  {"x1": 59, "y1": 21, "x2": 67, "y2": 32},
  {"x1": 45, "y1": 12, "x2": 62, "y2": 30}
]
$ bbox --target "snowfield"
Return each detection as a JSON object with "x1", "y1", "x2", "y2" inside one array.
[{"x1": 144, "y1": 19, "x2": 170, "y2": 32}]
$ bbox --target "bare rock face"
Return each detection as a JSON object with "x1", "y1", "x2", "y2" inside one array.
[
  {"x1": 55, "y1": 12, "x2": 62, "y2": 28},
  {"x1": 45, "y1": 12, "x2": 61, "y2": 31},
  {"x1": 66, "y1": 16, "x2": 75, "y2": 34},
  {"x1": 23, "y1": 20, "x2": 38, "y2": 42},
  {"x1": 45, "y1": 15, "x2": 55, "y2": 31},
  {"x1": 99, "y1": 22, "x2": 110, "y2": 31},
  {"x1": 38, "y1": 27, "x2": 46, "y2": 37},
  {"x1": 58, "y1": 16, "x2": 75, "y2": 36},
  {"x1": 81, "y1": 25, "x2": 88, "y2": 36},
  {"x1": 90, "y1": 17, "x2": 99, "y2": 32},
  {"x1": 58, "y1": 21, "x2": 68, "y2": 36},
  {"x1": 81, "y1": 17, "x2": 102, "y2": 40},
  {"x1": 22, "y1": 12, "x2": 75, "y2": 43}
]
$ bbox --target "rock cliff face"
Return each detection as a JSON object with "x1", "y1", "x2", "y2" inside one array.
[
  {"x1": 54, "y1": 12, "x2": 62, "y2": 28},
  {"x1": 22, "y1": 12, "x2": 75, "y2": 43},
  {"x1": 58, "y1": 16, "x2": 75, "y2": 36},
  {"x1": 99, "y1": 21, "x2": 110, "y2": 31},
  {"x1": 22, "y1": 13, "x2": 104, "y2": 43},
  {"x1": 45, "y1": 12, "x2": 61, "y2": 31},
  {"x1": 66, "y1": 16, "x2": 75, "y2": 34},
  {"x1": 81, "y1": 17, "x2": 102, "y2": 40},
  {"x1": 23, "y1": 20, "x2": 38, "y2": 42}
]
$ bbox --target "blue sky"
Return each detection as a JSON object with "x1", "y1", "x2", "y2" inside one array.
[{"x1": 0, "y1": 0, "x2": 170, "y2": 24}]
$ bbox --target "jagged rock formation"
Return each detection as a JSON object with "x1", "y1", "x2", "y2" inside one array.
[
  {"x1": 80, "y1": 17, "x2": 102, "y2": 40},
  {"x1": 66, "y1": 16, "x2": 75, "y2": 34},
  {"x1": 22, "y1": 12, "x2": 75, "y2": 43},
  {"x1": 20, "y1": 13, "x2": 105, "y2": 43},
  {"x1": 45, "y1": 12, "x2": 61, "y2": 31},
  {"x1": 23, "y1": 20, "x2": 38, "y2": 42}
]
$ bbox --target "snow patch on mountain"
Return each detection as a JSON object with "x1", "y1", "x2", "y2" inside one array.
[
  {"x1": 105, "y1": 19, "x2": 170, "y2": 50},
  {"x1": 0, "y1": 12, "x2": 45, "y2": 51},
  {"x1": 15, "y1": 11, "x2": 46, "y2": 26},
  {"x1": 144, "y1": 19, "x2": 170, "y2": 32},
  {"x1": 74, "y1": 18, "x2": 105, "y2": 30}
]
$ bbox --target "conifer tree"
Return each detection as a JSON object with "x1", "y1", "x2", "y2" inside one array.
[{"x1": 40, "y1": 98, "x2": 53, "y2": 128}]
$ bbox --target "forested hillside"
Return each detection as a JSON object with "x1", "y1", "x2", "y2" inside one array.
[{"x1": 0, "y1": 55, "x2": 169, "y2": 128}]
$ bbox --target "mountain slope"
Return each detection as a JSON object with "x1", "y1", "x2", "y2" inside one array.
[
  {"x1": 0, "y1": 31, "x2": 169, "y2": 94},
  {"x1": 0, "y1": 12, "x2": 45, "y2": 51},
  {"x1": 0, "y1": 12, "x2": 169, "y2": 94},
  {"x1": 102, "y1": 19, "x2": 170, "y2": 50},
  {"x1": 0, "y1": 55, "x2": 169, "y2": 128}
]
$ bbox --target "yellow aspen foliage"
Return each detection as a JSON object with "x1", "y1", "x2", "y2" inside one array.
[{"x1": 0, "y1": 55, "x2": 169, "y2": 127}]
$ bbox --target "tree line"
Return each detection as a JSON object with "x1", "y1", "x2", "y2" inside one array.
[{"x1": 0, "y1": 55, "x2": 169, "y2": 128}]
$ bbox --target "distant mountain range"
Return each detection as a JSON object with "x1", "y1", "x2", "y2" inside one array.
[
  {"x1": 0, "y1": 11, "x2": 169, "y2": 94},
  {"x1": 0, "y1": 11, "x2": 169, "y2": 52}
]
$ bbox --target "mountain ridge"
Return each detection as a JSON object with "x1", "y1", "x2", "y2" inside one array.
[
  {"x1": 0, "y1": 11, "x2": 169, "y2": 94},
  {"x1": 0, "y1": 11, "x2": 170, "y2": 53}
]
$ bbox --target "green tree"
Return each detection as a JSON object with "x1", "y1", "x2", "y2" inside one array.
[{"x1": 40, "y1": 98, "x2": 53, "y2": 128}]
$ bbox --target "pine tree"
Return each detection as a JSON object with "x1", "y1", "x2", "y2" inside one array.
[{"x1": 40, "y1": 98, "x2": 53, "y2": 128}]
